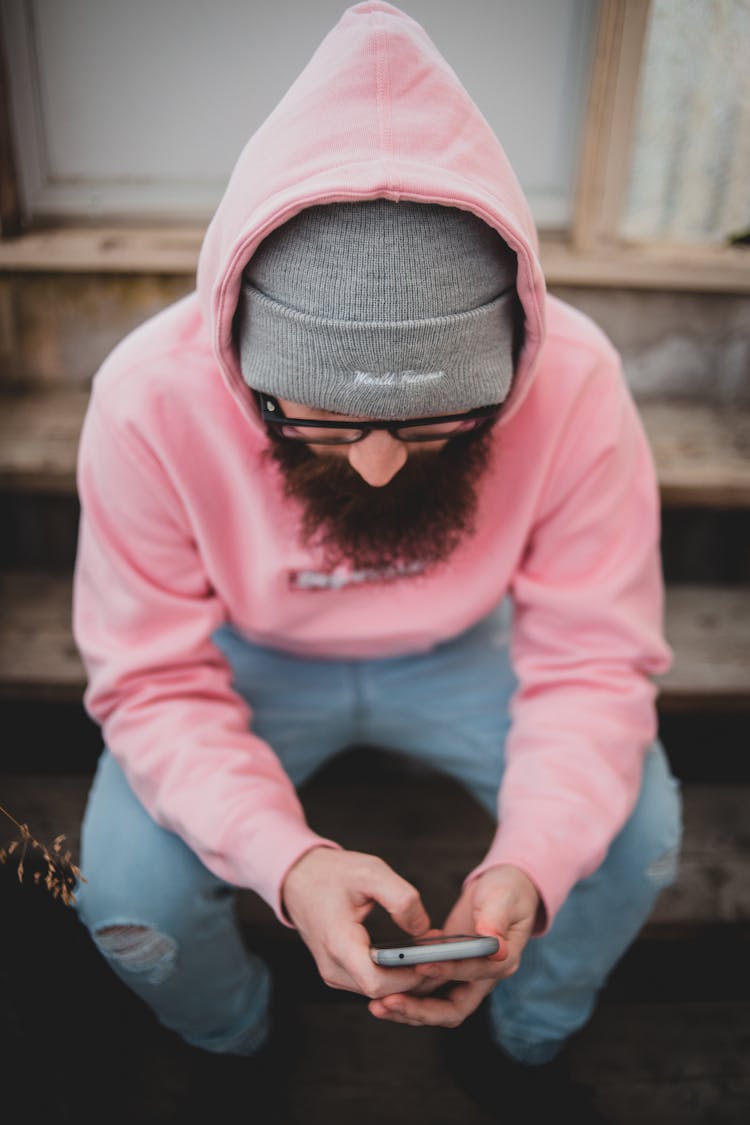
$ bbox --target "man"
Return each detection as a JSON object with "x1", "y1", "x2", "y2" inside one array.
[{"x1": 73, "y1": 3, "x2": 682, "y2": 1119}]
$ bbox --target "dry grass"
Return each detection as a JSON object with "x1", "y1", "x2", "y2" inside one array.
[{"x1": 0, "y1": 803, "x2": 85, "y2": 905}]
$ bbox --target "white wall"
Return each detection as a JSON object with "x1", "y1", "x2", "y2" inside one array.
[{"x1": 2, "y1": 0, "x2": 597, "y2": 226}]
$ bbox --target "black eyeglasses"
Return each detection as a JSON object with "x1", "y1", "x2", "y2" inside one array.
[{"x1": 258, "y1": 394, "x2": 499, "y2": 446}]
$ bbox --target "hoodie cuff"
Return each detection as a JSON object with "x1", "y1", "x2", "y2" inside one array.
[
  {"x1": 231, "y1": 818, "x2": 342, "y2": 927},
  {"x1": 464, "y1": 826, "x2": 597, "y2": 936}
]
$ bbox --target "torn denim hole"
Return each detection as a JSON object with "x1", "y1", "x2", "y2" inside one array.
[
  {"x1": 646, "y1": 844, "x2": 680, "y2": 887},
  {"x1": 95, "y1": 924, "x2": 178, "y2": 985}
]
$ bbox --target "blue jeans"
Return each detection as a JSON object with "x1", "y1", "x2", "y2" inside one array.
[{"x1": 75, "y1": 601, "x2": 682, "y2": 1063}]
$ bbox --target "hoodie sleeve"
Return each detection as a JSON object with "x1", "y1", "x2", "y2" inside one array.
[
  {"x1": 73, "y1": 386, "x2": 339, "y2": 922},
  {"x1": 466, "y1": 340, "x2": 672, "y2": 932}
]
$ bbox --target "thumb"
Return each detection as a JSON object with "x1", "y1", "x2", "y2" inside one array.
[
  {"x1": 448, "y1": 885, "x2": 508, "y2": 961},
  {"x1": 473, "y1": 904, "x2": 509, "y2": 961}
]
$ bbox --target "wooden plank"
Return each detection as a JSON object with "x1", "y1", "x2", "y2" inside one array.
[
  {"x1": 658, "y1": 586, "x2": 750, "y2": 710},
  {"x1": 639, "y1": 401, "x2": 750, "y2": 509},
  {"x1": 0, "y1": 387, "x2": 88, "y2": 492},
  {"x1": 288, "y1": 999, "x2": 497, "y2": 1125},
  {"x1": 2, "y1": 767, "x2": 748, "y2": 932},
  {"x1": 1, "y1": 572, "x2": 750, "y2": 709},
  {"x1": 0, "y1": 224, "x2": 203, "y2": 273},
  {"x1": 1, "y1": 224, "x2": 749, "y2": 292},
  {"x1": 0, "y1": 273, "x2": 192, "y2": 388},
  {"x1": 571, "y1": 0, "x2": 652, "y2": 252},
  {"x1": 648, "y1": 785, "x2": 750, "y2": 926},
  {"x1": 0, "y1": 573, "x2": 84, "y2": 701},
  {"x1": 569, "y1": 1001, "x2": 750, "y2": 1125},
  {"x1": 3, "y1": 388, "x2": 750, "y2": 509},
  {"x1": 541, "y1": 236, "x2": 750, "y2": 294},
  {"x1": 287, "y1": 999, "x2": 750, "y2": 1125},
  {"x1": 2, "y1": 838, "x2": 748, "y2": 1125},
  {"x1": 302, "y1": 771, "x2": 750, "y2": 931}
]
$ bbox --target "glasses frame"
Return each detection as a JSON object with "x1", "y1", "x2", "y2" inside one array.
[{"x1": 257, "y1": 393, "x2": 500, "y2": 445}]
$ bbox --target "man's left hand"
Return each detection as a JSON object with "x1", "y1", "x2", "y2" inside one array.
[{"x1": 368, "y1": 864, "x2": 541, "y2": 1028}]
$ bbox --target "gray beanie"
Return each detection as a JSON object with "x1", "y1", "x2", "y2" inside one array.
[{"x1": 235, "y1": 199, "x2": 518, "y2": 419}]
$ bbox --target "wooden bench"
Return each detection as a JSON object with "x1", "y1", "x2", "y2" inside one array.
[
  {"x1": 2, "y1": 755, "x2": 748, "y2": 935},
  {"x1": 1, "y1": 387, "x2": 750, "y2": 710},
  {"x1": 1, "y1": 571, "x2": 749, "y2": 711},
  {"x1": 2, "y1": 386, "x2": 750, "y2": 505}
]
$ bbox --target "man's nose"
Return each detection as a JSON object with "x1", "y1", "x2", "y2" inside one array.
[{"x1": 346, "y1": 429, "x2": 408, "y2": 487}]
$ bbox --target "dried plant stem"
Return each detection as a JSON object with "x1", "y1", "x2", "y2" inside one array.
[
  {"x1": 1, "y1": 802, "x2": 86, "y2": 905},
  {"x1": 0, "y1": 803, "x2": 24, "y2": 833}
]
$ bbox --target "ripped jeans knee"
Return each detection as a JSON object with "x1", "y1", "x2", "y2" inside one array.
[
  {"x1": 645, "y1": 842, "x2": 681, "y2": 888},
  {"x1": 94, "y1": 924, "x2": 178, "y2": 985}
]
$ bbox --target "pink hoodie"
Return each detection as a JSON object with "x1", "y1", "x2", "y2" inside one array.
[{"x1": 73, "y1": 2, "x2": 672, "y2": 931}]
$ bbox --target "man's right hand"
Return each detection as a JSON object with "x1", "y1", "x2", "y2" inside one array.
[{"x1": 282, "y1": 846, "x2": 432, "y2": 999}]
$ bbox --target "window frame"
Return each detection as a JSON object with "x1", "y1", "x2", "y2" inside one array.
[{"x1": 0, "y1": 0, "x2": 748, "y2": 294}]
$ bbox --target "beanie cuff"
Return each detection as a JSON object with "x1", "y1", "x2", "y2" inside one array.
[{"x1": 237, "y1": 283, "x2": 515, "y2": 418}]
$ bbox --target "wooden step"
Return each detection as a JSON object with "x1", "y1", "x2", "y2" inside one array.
[
  {"x1": 0, "y1": 387, "x2": 87, "y2": 493},
  {"x1": 0, "y1": 573, "x2": 82, "y2": 701},
  {"x1": 1, "y1": 572, "x2": 749, "y2": 708},
  {"x1": 1, "y1": 765, "x2": 748, "y2": 934},
  {"x1": 639, "y1": 400, "x2": 750, "y2": 508},
  {"x1": 4, "y1": 831, "x2": 748, "y2": 1125},
  {"x1": 656, "y1": 586, "x2": 750, "y2": 711},
  {"x1": 3, "y1": 766, "x2": 748, "y2": 1125},
  {"x1": 2, "y1": 387, "x2": 750, "y2": 505}
]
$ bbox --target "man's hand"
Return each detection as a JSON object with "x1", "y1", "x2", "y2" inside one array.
[
  {"x1": 368, "y1": 864, "x2": 540, "y2": 1028},
  {"x1": 282, "y1": 846, "x2": 433, "y2": 1000}
]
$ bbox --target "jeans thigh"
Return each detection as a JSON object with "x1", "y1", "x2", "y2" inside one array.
[
  {"x1": 76, "y1": 750, "x2": 273, "y2": 1055},
  {"x1": 357, "y1": 601, "x2": 515, "y2": 810},
  {"x1": 213, "y1": 624, "x2": 358, "y2": 788},
  {"x1": 76, "y1": 749, "x2": 225, "y2": 933}
]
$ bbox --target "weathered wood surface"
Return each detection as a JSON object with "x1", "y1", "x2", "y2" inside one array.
[
  {"x1": 3, "y1": 388, "x2": 750, "y2": 507},
  {"x1": 0, "y1": 274, "x2": 192, "y2": 386},
  {"x1": 5, "y1": 842, "x2": 747, "y2": 1125},
  {"x1": 2, "y1": 761, "x2": 748, "y2": 1124},
  {"x1": 0, "y1": 225, "x2": 203, "y2": 273},
  {"x1": 0, "y1": 387, "x2": 89, "y2": 492},
  {"x1": 0, "y1": 573, "x2": 82, "y2": 700},
  {"x1": 657, "y1": 585, "x2": 750, "y2": 710},
  {"x1": 2, "y1": 572, "x2": 749, "y2": 709},
  {"x1": 1, "y1": 223, "x2": 748, "y2": 294},
  {"x1": 639, "y1": 400, "x2": 750, "y2": 508},
  {"x1": 285, "y1": 998, "x2": 750, "y2": 1125},
  {"x1": 647, "y1": 784, "x2": 750, "y2": 926},
  {"x1": 2, "y1": 767, "x2": 747, "y2": 931}
]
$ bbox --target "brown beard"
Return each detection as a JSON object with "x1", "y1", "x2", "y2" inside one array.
[{"x1": 266, "y1": 425, "x2": 495, "y2": 575}]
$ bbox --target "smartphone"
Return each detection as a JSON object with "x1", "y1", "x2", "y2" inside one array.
[{"x1": 370, "y1": 933, "x2": 499, "y2": 967}]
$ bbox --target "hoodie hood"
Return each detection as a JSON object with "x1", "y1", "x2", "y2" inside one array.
[{"x1": 196, "y1": 1, "x2": 547, "y2": 430}]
